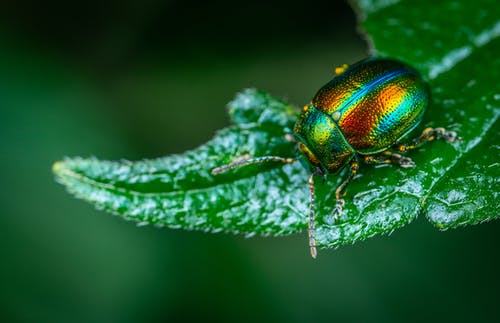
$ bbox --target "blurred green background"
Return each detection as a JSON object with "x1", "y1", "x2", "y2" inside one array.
[{"x1": 1, "y1": 0, "x2": 499, "y2": 322}]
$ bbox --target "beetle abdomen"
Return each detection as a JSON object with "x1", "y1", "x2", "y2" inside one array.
[{"x1": 313, "y1": 58, "x2": 429, "y2": 153}]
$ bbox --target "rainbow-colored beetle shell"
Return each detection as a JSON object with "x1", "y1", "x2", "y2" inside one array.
[{"x1": 294, "y1": 58, "x2": 429, "y2": 174}]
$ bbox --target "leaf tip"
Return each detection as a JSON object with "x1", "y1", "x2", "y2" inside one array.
[
  {"x1": 52, "y1": 159, "x2": 75, "y2": 181},
  {"x1": 52, "y1": 160, "x2": 64, "y2": 175}
]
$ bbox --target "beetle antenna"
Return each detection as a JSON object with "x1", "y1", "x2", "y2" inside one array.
[
  {"x1": 308, "y1": 173, "x2": 317, "y2": 259},
  {"x1": 211, "y1": 156, "x2": 296, "y2": 175}
]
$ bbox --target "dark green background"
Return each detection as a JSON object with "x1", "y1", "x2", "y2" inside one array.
[{"x1": 1, "y1": 0, "x2": 499, "y2": 322}]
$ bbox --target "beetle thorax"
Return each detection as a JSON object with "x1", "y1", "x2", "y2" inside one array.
[{"x1": 294, "y1": 105, "x2": 355, "y2": 174}]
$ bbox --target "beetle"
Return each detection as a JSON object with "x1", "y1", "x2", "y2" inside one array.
[{"x1": 212, "y1": 57, "x2": 460, "y2": 258}]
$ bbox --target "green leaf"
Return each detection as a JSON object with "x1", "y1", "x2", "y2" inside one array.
[
  {"x1": 54, "y1": 89, "x2": 308, "y2": 236},
  {"x1": 54, "y1": 0, "x2": 500, "y2": 250}
]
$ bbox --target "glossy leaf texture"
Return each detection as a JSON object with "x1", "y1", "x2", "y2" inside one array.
[{"x1": 55, "y1": 0, "x2": 500, "y2": 249}]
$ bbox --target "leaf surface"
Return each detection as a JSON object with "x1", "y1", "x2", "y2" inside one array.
[{"x1": 55, "y1": 0, "x2": 500, "y2": 248}]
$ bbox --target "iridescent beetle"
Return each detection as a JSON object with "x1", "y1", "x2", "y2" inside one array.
[{"x1": 212, "y1": 58, "x2": 459, "y2": 258}]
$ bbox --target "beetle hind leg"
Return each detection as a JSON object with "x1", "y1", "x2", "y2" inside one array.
[
  {"x1": 363, "y1": 127, "x2": 460, "y2": 169},
  {"x1": 364, "y1": 151, "x2": 416, "y2": 168},
  {"x1": 393, "y1": 127, "x2": 461, "y2": 153}
]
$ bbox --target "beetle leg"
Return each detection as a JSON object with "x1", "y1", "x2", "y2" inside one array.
[
  {"x1": 393, "y1": 127, "x2": 461, "y2": 153},
  {"x1": 332, "y1": 160, "x2": 359, "y2": 220},
  {"x1": 334, "y1": 64, "x2": 349, "y2": 75},
  {"x1": 364, "y1": 151, "x2": 415, "y2": 168},
  {"x1": 211, "y1": 156, "x2": 296, "y2": 175},
  {"x1": 308, "y1": 174, "x2": 317, "y2": 259}
]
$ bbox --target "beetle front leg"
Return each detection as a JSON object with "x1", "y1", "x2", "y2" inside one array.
[
  {"x1": 212, "y1": 156, "x2": 296, "y2": 175},
  {"x1": 332, "y1": 160, "x2": 359, "y2": 220},
  {"x1": 393, "y1": 127, "x2": 461, "y2": 153},
  {"x1": 308, "y1": 174, "x2": 318, "y2": 259}
]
